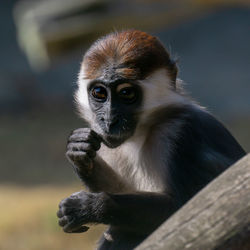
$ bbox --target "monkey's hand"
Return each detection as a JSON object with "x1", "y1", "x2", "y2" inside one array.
[
  {"x1": 66, "y1": 128, "x2": 102, "y2": 176},
  {"x1": 57, "y1": 191, "x2": 106, "y2": 233}
]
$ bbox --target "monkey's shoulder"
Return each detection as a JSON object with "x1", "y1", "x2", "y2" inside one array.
[
  {"x1": 156, "y1": 106, "x2": 246, "y2": 203},
  {"x1": 153, "y1": 105, "x2": 244, "y2": 153},
  {"x1": 183, "y1": 106, "x2": 245, "y2": 159},
  {"x1": 148, "y1": 104, "x2": 246, "y2": 170}
]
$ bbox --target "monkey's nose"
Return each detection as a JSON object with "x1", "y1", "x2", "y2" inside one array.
[
  {"x1": 108, "y1": 118, "x2": 119, "y2": 129},
  {"x1": 104, "y1": 118, "x2": 119, "y2": 133}
]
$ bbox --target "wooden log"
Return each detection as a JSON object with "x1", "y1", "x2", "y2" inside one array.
[{"x1": 137, "y1": 153, "x2": 250, "y2": 250}]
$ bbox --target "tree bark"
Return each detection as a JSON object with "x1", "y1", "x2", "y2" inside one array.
[{"x1": 137, "y1": 153, "x2": 250, "y2": 250}]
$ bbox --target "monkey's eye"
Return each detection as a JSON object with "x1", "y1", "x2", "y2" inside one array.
[
  {"x1": 91, "y1": 86, "x2": 107, "y2": 101},
  {"x1": 117, "y1": 83, "x2": 137, "y2": 103}
]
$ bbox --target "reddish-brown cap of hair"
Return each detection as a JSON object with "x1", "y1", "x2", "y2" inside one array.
[{"x1": 82, "y1": 30, "x2": 177, "y2": 81}]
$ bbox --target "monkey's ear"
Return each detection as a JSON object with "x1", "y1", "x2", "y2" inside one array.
[{"x1": 168, "y1": 59, "x2": 178, "y2": 86}]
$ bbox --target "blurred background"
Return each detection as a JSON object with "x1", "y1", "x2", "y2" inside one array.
[{"x1": 0, "y1": 0, "x2": 250, "y2": 249}]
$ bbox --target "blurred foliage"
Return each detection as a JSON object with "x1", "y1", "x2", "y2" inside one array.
[
  {"x1": 0, "y1": 185, "x2": 105, "y2": 250},
  {"x1": 14, "y1": 0, "x2": 250, "y2": 70}
]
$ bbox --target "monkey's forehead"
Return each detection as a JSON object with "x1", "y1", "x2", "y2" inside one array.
[{"x1": 81, "y1": 30, "x2": 177, "y2": 81}]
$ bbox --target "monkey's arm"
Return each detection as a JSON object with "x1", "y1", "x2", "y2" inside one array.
[
  {"x1": 66, "y1": 128, "x2": 132, "y2": 193},
  {"x1": 57, "y1": 191, "x2": 176, "y2": 234},
  {"x1": 79, "y1": 156, "x2": 133, "y2": 193}
]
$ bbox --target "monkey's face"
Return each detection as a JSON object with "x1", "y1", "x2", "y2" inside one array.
[
  {"x1": 76, "y1": 30, "x2": 177, "y2": 148},
  {"x1": 87, "y1": 80, "x2": 142, "y2": 148}
]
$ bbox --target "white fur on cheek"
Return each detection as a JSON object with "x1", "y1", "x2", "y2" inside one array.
[
  {"x1": 140, "y1": 69, "x2": 173, "y2": 110},
  {"x1": 75, "y1": 68, "x2": 94, "y2": 124},
  {"x1": 76, "y1": 78, "x2": 90, "y2": 109},
  {"x1": 77, "y1": 68, "x2": 90, "y2": 107}
]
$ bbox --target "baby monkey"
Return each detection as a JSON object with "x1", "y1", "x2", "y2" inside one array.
[{"x1": 57, "y1": 30, "x2": 246, "y2": 250}]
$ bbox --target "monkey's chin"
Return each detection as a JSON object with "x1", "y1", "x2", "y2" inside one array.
[{"x1": 102, "y1": 135, "x2": 129, "y2": 148}]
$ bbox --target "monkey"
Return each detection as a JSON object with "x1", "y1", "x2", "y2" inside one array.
[{"x1": 57, "y1": 30, "x2": 246, "y2": 250}]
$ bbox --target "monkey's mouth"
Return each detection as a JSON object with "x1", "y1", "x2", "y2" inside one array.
[
  {"x1": 102, "y1": 133, "x2": 131, "y2": 148},
  {"x1": 98, "y1": 118, "x2": 136, "y2": 148}
]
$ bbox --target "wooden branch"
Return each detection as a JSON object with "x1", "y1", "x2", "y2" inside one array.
[{"x1": 137, "y1": 153, "x2": 250, "y2": 250}]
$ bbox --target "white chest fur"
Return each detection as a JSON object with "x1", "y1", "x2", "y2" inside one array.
[{"x1": 98, "y1": 135, "x2": 165, "y2": 193}]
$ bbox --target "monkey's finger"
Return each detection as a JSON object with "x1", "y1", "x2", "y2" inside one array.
[
  {"x1": 58, "y1": 207, "x2": 80, "y2": 218},
  {"x1": 70, "y1": 128, "x2": 103, "y2": 142},
  {"x1": 58, "y1": 197, "x2": 78, "y2": 210},
  {"x1": 63, "y1": 218, "x2": 85, "y2": 233},
  {"x1": 58, "y1": 216, "x2": 70, "y2": 227},
  {"x1": 70, "y1": 128, "x2": 97, "y2": 137},
  {"x1": 67, "y1": 142, "x2": 97, "y2": 157},
  {"x1": 68, "y1": 133, "x2": 89, "y2": 142},
  {"x1": 85, "y1": 149, "x2": 96, "y2": 158},
  {"x1": 70, "y1": 128, "x2": 91, "y2": 134},
  {"x1": 69, "y1": 226, "x2": 89, "y2": 233},
  {"x1": 88, "y1": 130, "x2": 104, "y2": 144},
  {"x1": 68, "y1": 134, "x2": 102, "y2": 150},
  {"x1": 57, "y1": 209, "x2": 63, "y2": 218},
  {"x1": 66, "y1": 151, "x2": 91, "y2": 165}
]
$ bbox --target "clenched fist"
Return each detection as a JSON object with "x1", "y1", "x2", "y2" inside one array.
[
  {"x1": 66, "y1": 128, "x2": 102, "y2": 176},
  {"x1": 57, "y1": 191, "x2": 107, "y2": 233}
]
